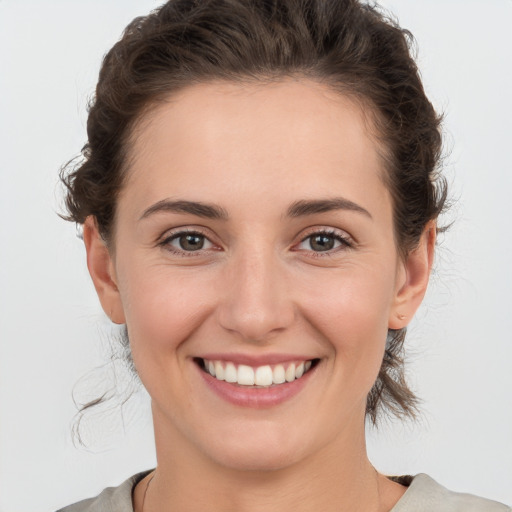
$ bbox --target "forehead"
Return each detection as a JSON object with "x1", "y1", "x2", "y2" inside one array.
[{"x1": 121, "y1": 79, "x2": 390, "y2": 218}]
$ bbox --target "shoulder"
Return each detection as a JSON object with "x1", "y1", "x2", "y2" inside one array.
[
  {"x1": 392, "y1": 474, "x2": 510, "y2": 512},
  {"x1": 56, "y1": 470, "x2": 152, "y2": 512}
]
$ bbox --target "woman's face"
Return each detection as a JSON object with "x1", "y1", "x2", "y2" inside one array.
[{"x1": 87, "y1": 80, "x2": 430, "y2": 471}]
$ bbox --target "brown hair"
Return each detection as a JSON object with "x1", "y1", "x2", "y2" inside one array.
[{"x1": 61, "y1": 0, "x2": 446, "y2": 423}]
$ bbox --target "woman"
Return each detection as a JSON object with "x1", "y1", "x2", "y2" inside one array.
[{"x1": 55, "y1": 0, "x2": 510, "y2": 510}]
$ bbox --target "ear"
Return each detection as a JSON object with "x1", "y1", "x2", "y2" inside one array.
[
  {"x1": 82, "y1": 216, "x2": 126, "y2": 324},
  {"x1": 388, "y1": 221, "x2": 436, "y2": 329}
]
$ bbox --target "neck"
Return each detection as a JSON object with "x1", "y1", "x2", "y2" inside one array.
[{"x1": 136, "y1": 405, "x2": 404, "y2": 512}]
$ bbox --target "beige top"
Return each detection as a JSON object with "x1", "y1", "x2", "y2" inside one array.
[{"x1": 57, "y1": 471, "x2": 510, "y2": 512}]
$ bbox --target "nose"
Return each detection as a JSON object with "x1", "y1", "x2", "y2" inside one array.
[{"x1": 216, "y1": 249, "x2": 295, "y2": 342}]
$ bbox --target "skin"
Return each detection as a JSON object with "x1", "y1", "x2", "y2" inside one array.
[{"x1": 84, "y1": 79, "x2": 435, "y2": 511}]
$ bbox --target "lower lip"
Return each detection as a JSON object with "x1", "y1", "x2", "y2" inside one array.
[{"x1": 197, "y1": 363, "x2": 316, "y2": 408}]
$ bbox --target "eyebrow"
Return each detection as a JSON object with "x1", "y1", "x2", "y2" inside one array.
[
  {"x1": 286, "y1": 198, "x2": 372, "y2": 219},
  {"x1": 139, "y1": 199, "x2": 229, "y2": 221},
  {"x1": 139, "y1": 196, "x2": 372, "y2": 221}
]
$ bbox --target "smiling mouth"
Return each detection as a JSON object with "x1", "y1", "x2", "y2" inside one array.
[{"x1": 196, "y1": 358, "x2": 319, "y2": 387}]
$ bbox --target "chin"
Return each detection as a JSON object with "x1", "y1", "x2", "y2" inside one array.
[
  {"x1": 208, "y1": 444, "x2": 304, "y2": 472},
  {"x1": 200, "y1": 422, "x2": 317, "y2": 472}
]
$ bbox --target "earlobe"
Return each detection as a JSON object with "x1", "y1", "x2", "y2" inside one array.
[
  {"x1": 389, "y1": 222, "x2": 436, "y2": 330},
  {"x1": 83, "y1": 216, "x2": 125, "y2": 324}
]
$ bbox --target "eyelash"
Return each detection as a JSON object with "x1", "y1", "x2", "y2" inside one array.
[
  {"x1": 159, "y1": 228, "x2": 217, "y2": 257},
  {"x1": 294, "y1": 229, "x2": 352, "y2": 257},
  {"x1": 158, "y1": 227, "x2": 353, "y2": 257}
]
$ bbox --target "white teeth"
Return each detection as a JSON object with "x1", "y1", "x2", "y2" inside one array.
[
  {"x1": 214, "y1": 361, "x2": 224, "y2": 380},
  {"x1": 202, "y1": 359, "x2": 314, "y2": 386},
  {"x1": 272, "y1": 364, "x2": 286, "y2": 384},
  {"x1": 237, "y1": 365, "x2": 255, "y2": 385},
  {"x1": 225, "y1": 362, "x2": 238, "y2": 383},
  {"x1": 255, "y1": 365, "x2": 273, "y2": 386},
  {"x1": 285, "y1": 363, "x2": 296, "y2": 382}
]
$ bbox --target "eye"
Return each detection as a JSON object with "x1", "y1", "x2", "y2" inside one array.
[
  {"x1": 162, "y1": 230, "x2": 215, "y2": 253},
  {"x1": 295, "y1": 230, "x2": 351, "y2": 253}
]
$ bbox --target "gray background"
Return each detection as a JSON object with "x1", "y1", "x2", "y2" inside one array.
[{"x1": 1, "y1": 1, "x2": 511, "y2": 510}]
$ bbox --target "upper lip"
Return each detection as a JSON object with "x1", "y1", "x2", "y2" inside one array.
[{"x1": 195, "y1": 353, "x2": 318, "y2": 366}]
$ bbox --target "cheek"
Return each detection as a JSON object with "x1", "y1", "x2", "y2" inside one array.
[
  {"x1": 116, "y1": 263, "x2": 217, "y2": 373},
  {"x1": 297, "y1": 265, "x2": 395, "y2": 378}
]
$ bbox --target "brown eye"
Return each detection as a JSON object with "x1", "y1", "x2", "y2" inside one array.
[
  {"x1": 165, "y1": 232, "x2": 214, "y2": 253},
  {"x1": 178, "y1": 234, "x2": 205, "y2": 251},
  {"x1": 295, "y1": 230, "x2": 351, "y2": 253},
  {"x1": 309, "y1": 234, "x2": 336, "y2": 251}
]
